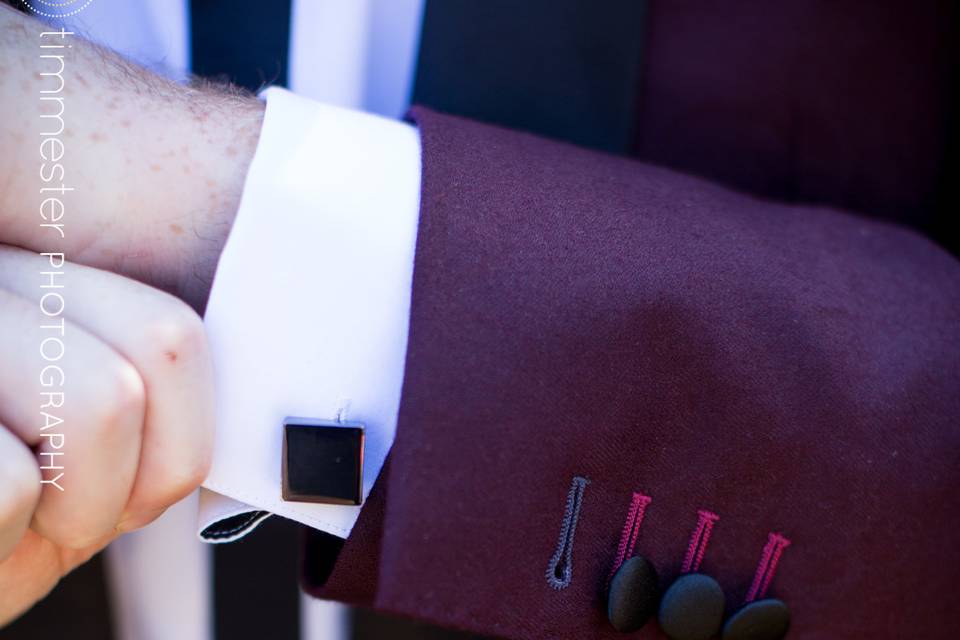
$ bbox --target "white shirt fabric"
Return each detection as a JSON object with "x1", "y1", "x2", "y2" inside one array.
[
  {"x1": 289, "y1": 0, "x2": 425, "y2": 118},
  {"x1": 197, "y1": 0, "x2": 425, "y2": 542},
  {"x1": 201, "y1": 88, "x2": 421, "y2": 538}
]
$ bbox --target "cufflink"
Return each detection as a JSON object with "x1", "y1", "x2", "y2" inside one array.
[{"x1": 281, "y1": 417, "x2": 364, "y2": 505}]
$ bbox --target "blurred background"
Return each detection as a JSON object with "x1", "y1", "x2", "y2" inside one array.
[{"x1": 5, "y1": 513, "x2": 494, "y2": 640}]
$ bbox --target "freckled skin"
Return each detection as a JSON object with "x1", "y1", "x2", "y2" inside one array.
[
  {"x1": 0, "y1": 5, "x2": 264, "y2": 311},
  {"x1": 169, "y1": 224, "x2": 184, "y2": 235}
]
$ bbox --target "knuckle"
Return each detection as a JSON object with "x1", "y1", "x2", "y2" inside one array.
[
  {"x1": 134, "y1": 438, "x2": 213, "y2": 512},
  {"x1": 162, "y1": 459, "x2": 209, "y2": 503},
  {"x1": 163, "y1": 444, "x2": 213, "y2": 503},
  {"x1": 141, "y1": 302, "x2": 207, "y2": 365},
  {"x1": 89, "y1": 359, "x2": 146, "y2": 432},
  {"x1": 0, "y1": 450, "x2": 41, "y2": 527}
]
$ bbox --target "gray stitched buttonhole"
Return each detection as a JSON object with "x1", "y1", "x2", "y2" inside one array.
[{"x1": 546, "y1": 475, "x2": 590, "y2": 590}]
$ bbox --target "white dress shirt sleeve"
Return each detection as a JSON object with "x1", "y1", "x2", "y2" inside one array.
[{"x1": 198, "y1": 87, "x2": 421, "y2": 541}]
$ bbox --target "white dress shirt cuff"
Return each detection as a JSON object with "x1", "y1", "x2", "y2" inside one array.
[{"x1": 198, "y1": 88, "x2": 421, "y2": 541}]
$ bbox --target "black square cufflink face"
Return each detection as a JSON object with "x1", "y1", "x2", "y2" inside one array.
[{"x1": 282, "y1": 418, "x2": 364, "y2": 505}]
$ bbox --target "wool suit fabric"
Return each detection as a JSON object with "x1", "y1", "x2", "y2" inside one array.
[{"x1": 303, "y1": 108, "x2": 960, "y2": 639}]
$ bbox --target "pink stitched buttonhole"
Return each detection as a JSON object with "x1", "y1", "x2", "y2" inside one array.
[
  {"x1": 608, "y1": 492, "x2": 652, "y2": 582},
  {"x1": 681, "y1": 510, "x2": 719, "y2": 573},
  {"x1": 745, "y1": 532, "x2": 791, "y2": 602}
]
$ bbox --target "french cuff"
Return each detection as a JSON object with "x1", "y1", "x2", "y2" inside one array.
[{"x1": 198, "y1": 88, "x2": 421, "y2": 542}]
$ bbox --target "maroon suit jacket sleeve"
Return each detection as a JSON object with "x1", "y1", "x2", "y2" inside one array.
[{"x1": 303, "y1": 108, "x2": 960, "y2": 639}]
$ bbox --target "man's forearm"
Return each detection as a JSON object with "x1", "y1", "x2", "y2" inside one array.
[{"x1": 0, "y1": 5, "x2": 263, "y2": 309}]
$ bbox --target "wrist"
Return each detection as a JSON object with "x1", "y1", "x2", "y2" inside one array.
[
  {"x1": 123, "y1": 93, "x2": 265, "y2": 312},
  {"x1": 0, "y1": 6, "x2": 264, "y2": 311}
]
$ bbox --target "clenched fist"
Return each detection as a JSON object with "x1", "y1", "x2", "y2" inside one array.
[{"x1": 0, "y1": 247, "x2": 215, "y2": 625}]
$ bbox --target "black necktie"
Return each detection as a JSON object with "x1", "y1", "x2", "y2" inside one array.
[
  {"x1": 413, "y1": 0, "x2": 648, "y2": 155},
  {"x1": 190, "y1": 0, "x2": 292, "y2": 92}
]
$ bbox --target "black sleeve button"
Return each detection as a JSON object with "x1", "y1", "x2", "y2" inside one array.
[
  {"x1": 721, "y1": 599, "x2": 790, "y2": 640},
  {"x1": 658, "y1": 573, "x2": 726, "y2": 640},
  {"x1": 607, "y1": 556, "x2": 660, "y2": 632},
  {"x1": 281, "y1": 418, "x2": 365, "y2": 505}
]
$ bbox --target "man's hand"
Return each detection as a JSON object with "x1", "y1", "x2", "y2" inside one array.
[
  {"x1": 0, "y1": 4, "x2": 263, "y2": 311},
  {"x1": 0, "y1": 246, "x2": 215, "y2": 625}
]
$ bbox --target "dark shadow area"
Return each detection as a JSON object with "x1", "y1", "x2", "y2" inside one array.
[
  {"x1": 3, "y1": 552, "x2": 113, "y2": 640},
  {"x1": 214, "y1": 516, "x2": 301, "y2": 640},
  {"x1": 353, "y1": 609, "x2": 501, "y2": 640}
]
